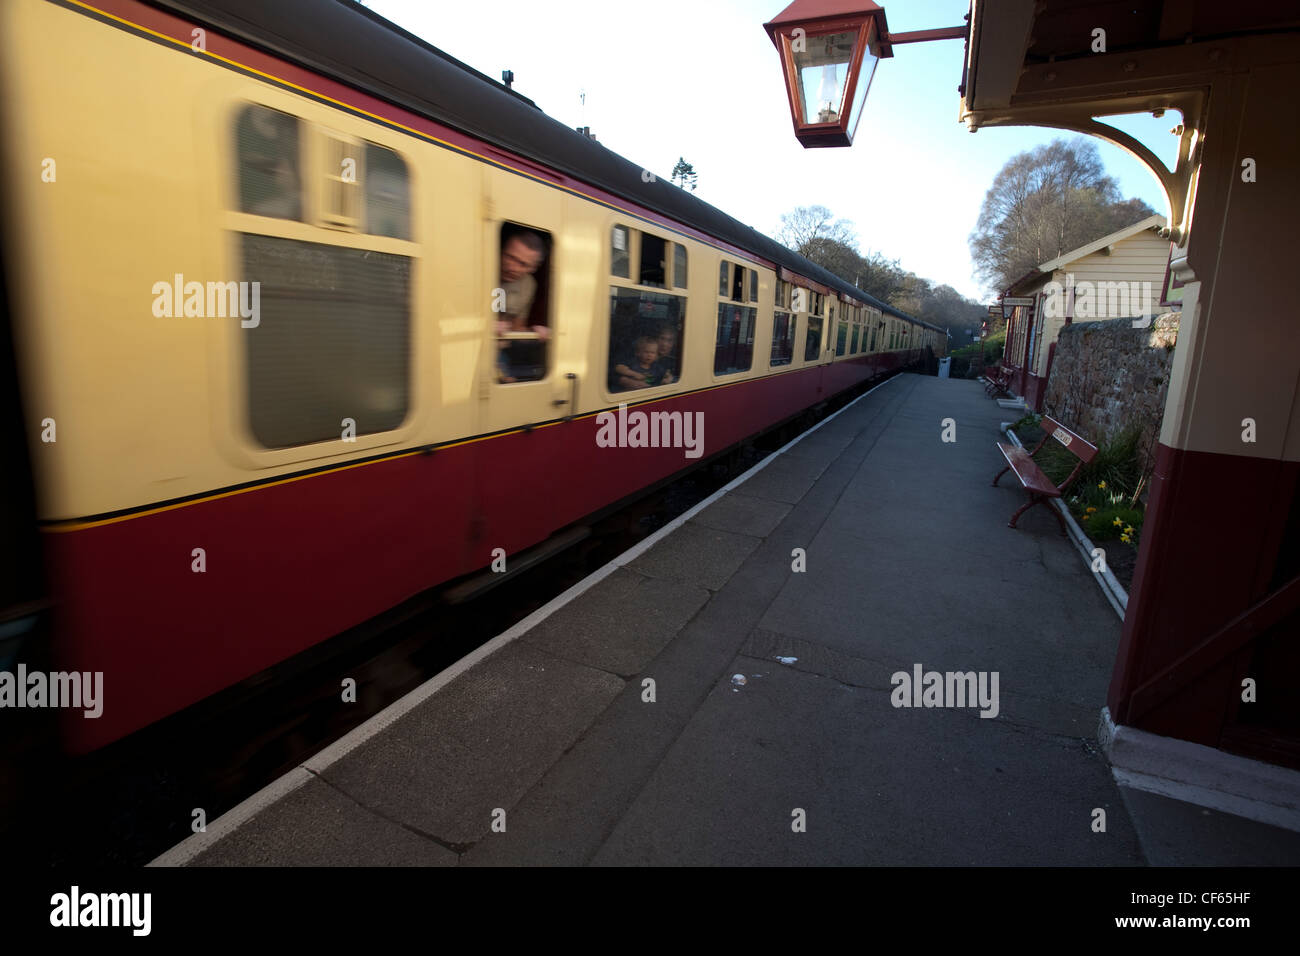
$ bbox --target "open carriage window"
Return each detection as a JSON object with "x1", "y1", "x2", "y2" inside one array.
[{"x1": 495, "y1": 223, "x2": 552, "y2": 384}]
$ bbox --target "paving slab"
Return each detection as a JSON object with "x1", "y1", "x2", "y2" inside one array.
[
  {"x1": 189, "y1": 776, "x2": 457, "y2": 867},
  {"x1": 592, "y1": 655, "x2": 1144, "y2": 866},
  {"x1": 625, "y1": 521, "x2": 762, "y2": 591},
  {"x1": 319, "y1": 640, "x2": 624, "y2": 847},
  {"x1": 521, "y1": 567, "x2": 709, "y2": 676}
]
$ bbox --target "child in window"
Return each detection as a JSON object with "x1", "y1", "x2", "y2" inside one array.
[{"x1": 613, "y1": 336, "x2": 674, "y2": 390}]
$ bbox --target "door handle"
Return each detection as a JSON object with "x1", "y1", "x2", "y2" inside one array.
[{"x1": 552, "y1": 371, "x2": 578, "y2": 421}]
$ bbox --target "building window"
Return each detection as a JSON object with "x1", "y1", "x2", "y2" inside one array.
[
  {"x1": 608, "y1": 288, "x2": 684, "y2": 392},
  {"x1": 771, "y1": 311, "x2": 795, "y2": 366},
  {"x1": 611, "y1": 225, "x2": 630, "y2": 279},
  {"x1": 715, "y1": 303, "x2": 756, "y2": 374},
  {"x1": 243, "y1": 234, "x2": 409, "y2": 448},
  {"x1": 236, "y1": 105, "x2": 302, "y2": 220}
]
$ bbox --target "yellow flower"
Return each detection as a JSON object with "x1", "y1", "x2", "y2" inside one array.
[
  {"x1": 1113, "y1": 517, "x2": 1123, "y2": 527},
  {"x1": 1120, "y1": 534, "x2": 1131, "y2": 544},
  {"x1": 1098, "y1": 481, "x2": 1107, "y2": 490},
  {"x1": 1124, "y1": 526, "x2": 1135, "y2": 535},
  {"x1": 1085, "y1": 507, "x2": 1097, "y2": 513}
]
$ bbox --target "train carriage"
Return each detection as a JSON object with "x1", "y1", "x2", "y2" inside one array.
[{"x1": 0, "y1": 0, "x2": 943, "y2": 750}]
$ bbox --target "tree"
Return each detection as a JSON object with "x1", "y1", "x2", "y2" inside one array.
[
  {"x1": 777, "y1": 205, "x2": 857, "y2": 256},
  {"x1": 670, "y1": 157, "x2": 698, "y2": 192},
  {"x1": 969, "y1": 137, "x2": 1156, "y2": 293}
]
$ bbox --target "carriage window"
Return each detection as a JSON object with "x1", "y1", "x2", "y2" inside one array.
[
  {"x1": 719, "y1": 261, "x2": 729, "y2": 296},
  {"x1": 850, "y1": 325, "x2": 861, "y2": 353},
  {"x1": 750, "y1": 270, "x2": 758, "y2": 303},
  {"x1": 673, "y1": 244, "x2": 688, "y2": 289},
  {"x1": 607, "y1": 288, "x2": 684, "y2": 392},
  {"x1": 243, "y1": 235, "x2": 408, "y2": 447},
  {"x1": 236, "y1": 105, "x2": 302, "y2": 220},
  {"x1": 836, "y1": 321, "x2": 848, "y2": 356},
  {"x1": 715, "y1": 304, "x2": 756, "y2": 375},
  {"x1": 731, "y1": 265, "x2": 745, "y2": 302},
  {"x1": 611, "y1": 225, "x2": 630, "y2": 278},
  {"x1": 805, "y1": 314, "x2": 823, "y2": 361},
  {"x1": 639, "y1": 232, "x2": 667, "y2": 287},
  {"x1": 365, "y1": 143, "x2": 410, "y2": 240},
  {"x1": 771, "y1": 311, "x2": 795, "y2": 367},
  {"x1": 496, "y1": 224, "x2": 552, "y2": 384}
]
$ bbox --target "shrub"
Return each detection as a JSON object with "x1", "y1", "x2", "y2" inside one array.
[
  {"x1": 1078, "y1": 504, "x2": 1142, "y2": 544},
  {"x1": 1039, "y1": 426, "x2": 1143, "y2": 507}
]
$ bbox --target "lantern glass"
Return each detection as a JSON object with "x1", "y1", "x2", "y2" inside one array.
[
  {"x1": 794, "y1": 30, "x2": 856, "y2": 125},
  {"x1": 845, "y1": 25, "x2": 878, "y2": 140}
]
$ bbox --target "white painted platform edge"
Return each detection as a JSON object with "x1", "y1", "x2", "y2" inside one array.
[
  {"x1": 148, "y1": 768, "x2": 315, "y2": 867},
  {"x1": 1099, "y1": 708, "x2": 1300, "y2": 833},
  {"x1": 1000, "y1": 423, "x2": 1127, "y2": 621},
  {"x1": 150, "y1": 375, "x2": 904, "y2": 866}
]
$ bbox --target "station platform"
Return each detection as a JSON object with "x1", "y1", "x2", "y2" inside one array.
[{"x1": 154, "y1": 373, "x2": 1300, "y2": 866}]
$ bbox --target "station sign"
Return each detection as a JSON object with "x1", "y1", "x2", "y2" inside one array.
[{"x1": 1001, "y1": 297, "x2": 1035, "y2": 307}]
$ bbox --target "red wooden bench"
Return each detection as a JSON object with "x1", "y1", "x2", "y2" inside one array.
[
  {"x1": 983, "y1": 366, "x2": 1011, "y2": 397},
  {"x1": 992, "y1": 416, "x2": 1098, "y2": 532}
]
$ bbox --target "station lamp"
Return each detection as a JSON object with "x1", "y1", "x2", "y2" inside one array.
[{"x1": 764, "y1": 1, "x2": 967, "y2": 148}]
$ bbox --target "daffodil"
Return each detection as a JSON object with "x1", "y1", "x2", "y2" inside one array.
[
  {"x1": 1124, "y1": 526, "x2": 1135, "y2": 535},
  {"x1": 1098, "y1": 481, "x2": 1107, "y2": 490},
  {"x1": 1085, "y1": 507, "x2": 1097, "y2": 514},
  {"x1": 1113, "y1": 517, "x2": 1123, "y2": 527},
  {"x1": 1121, "y1": 534, "x2": 1131, "y2": 544}
]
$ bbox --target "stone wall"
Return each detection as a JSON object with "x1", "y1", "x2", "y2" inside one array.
[{"x1": 1042, "y1": 314, "x2": 1179, "y2": 470}]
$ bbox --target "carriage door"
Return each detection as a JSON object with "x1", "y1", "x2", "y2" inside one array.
[{"x1": 476, "y1": 166, "x2": 568, "y2": 553}]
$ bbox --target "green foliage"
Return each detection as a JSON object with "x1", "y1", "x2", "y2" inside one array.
[
  {"x1": 1009, "y1": 412, "x2": 1042, "y2": 432},
  {"x1": 1041, "y1": 426, "x2": 1143, "y2": 505},
  {"x1": 1031, "y1": 425, "x2": 1150, "y2": 547},
  {"x1": 670, "y1": 157, "x2": 697, "y2": 191},
  {"x1": 1077, "y1": 504, "x2": 1142, "y2": 543},
  {"x1": 948, "y1": 329, "x2": 1006, "y2": 363}
]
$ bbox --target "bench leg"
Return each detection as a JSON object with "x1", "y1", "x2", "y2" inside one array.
[
  {"x1": 1008, "y1": 494, "x2": 1043, "y2": 529},
  {"x1": 1007, "y1": 494, "x2": 1068, "y2": 534},
  {"x1": 992, "y1": 466, "x2": 1011, "y2": 487}
]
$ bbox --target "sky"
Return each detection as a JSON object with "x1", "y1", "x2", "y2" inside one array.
[{"x1": 363, "y1": 0, "x2": 1176, "y2": 302}]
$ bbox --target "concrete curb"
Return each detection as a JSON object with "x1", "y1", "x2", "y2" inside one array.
[
  {"x1": 1099, "y1": 708, "x2": 1300, "y2": 833},
  {"x1": 1000, "y1": 422, "x2": 1127, "y2": 622}
]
